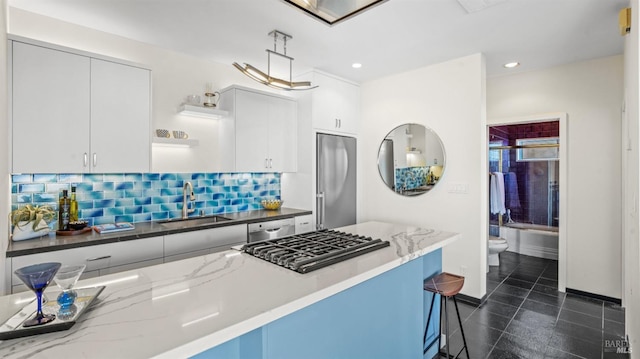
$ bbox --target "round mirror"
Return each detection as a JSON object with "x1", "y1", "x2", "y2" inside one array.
[{"x1": 377, "y1": 123, "x2": 445, "y2": 196}]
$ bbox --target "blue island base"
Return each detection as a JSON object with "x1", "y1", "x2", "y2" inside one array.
[{"x1": 193, "y1": 249, "x2": 442, "y2": 359}]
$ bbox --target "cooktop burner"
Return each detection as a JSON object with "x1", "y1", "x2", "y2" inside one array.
[{"x1": 241, "y1": 229, "x2": 390, "y2": 274}]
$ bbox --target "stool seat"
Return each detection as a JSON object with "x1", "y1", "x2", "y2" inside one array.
[
  {"x1": 423, "y1": 272, "x2": 465, "y2": 297},
  {"x1": 423, "y1": 272, "x2": 469, "y2": 358}
]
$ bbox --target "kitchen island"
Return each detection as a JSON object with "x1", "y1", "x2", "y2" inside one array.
[{"x1": 0, "y1": 221, "x2": 458, "y2": 358}]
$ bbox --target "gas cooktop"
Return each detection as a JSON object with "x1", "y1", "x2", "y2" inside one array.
[{"x1": 241, "y1": 229, "x2": 390, "y2": 274}]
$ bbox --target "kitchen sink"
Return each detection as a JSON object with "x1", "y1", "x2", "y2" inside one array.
[{"x1": 159, "y1": 215, "x2": 231, "y2": 229}]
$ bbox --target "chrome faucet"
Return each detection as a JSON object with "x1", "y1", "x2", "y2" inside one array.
[{"x1": 182, "y1": 181, "x2": 196, "y2": 219}]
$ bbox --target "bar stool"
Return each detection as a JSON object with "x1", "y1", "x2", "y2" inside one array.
[{"x1": 423, "y1": 272, "x2": 469, "y2": 358}]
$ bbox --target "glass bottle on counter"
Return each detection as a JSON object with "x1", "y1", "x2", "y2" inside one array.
[
  {"x1": 70, "y1": 186, "x2": 78, "y2": 222},
  {"x1": 58, "y1": 189, "x2": 70, "y2": 231}
]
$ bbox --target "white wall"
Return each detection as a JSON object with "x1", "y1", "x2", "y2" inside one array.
[
  {"x1": 488, "y1": 55, "x2": 624, "y2": 299},
  {"x1": 7, "y1": 8, "x2": 295, "y2": 174},
  {"x1": 360, "y1": 54, "x2": 487, "y2": 299},
  {"x1": 0, "y1": 0, "x2": 8, "y2": 295},
  {"x1": 623, "y1": 0, "x2": 640, "y2": 353}
]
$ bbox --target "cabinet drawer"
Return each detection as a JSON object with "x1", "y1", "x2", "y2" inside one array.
[
  {"x1": 99, "y1": 258, "x2": 164, "y2": 276},
  {"x1": 11, "y1": 236, "x2": 163, "y2": 288},
  {"x1": 164, "y1": 224, "x2": 247, "y2": 257},
  {"x1": 164, "y1": 249, "x2": 212, "y2": 264}
]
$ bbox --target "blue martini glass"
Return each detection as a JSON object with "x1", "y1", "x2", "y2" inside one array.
[{"x1": 14, "y1": 262, "x2": 61, "y2": 327}]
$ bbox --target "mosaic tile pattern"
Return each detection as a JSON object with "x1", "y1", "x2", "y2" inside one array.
[
  {"x1": 395, "y1": 167, "x2": 429, "y2": 191},
  {"x1": 11, "y1": 172, "x2": 281, "y2": 226}
]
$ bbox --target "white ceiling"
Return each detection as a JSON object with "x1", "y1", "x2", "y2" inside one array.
[{"x1": 8, "y1": 0, "x2": 628, "y2": 84}]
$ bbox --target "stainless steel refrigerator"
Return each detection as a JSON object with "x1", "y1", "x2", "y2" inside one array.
[
  {"x1": 316, "y1": 133, "x2": 357, "y2": 230},
  {"x1": 378, "y1": 139, "x2": 394, "y2": 191}
]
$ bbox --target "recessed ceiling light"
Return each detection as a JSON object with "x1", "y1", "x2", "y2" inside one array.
[
  {"x1": 503, "y1": 62, "x2": 520, "y2": 68},
  {"x1": 352, "y1": 63, "x2": 362, "y2": 69}
]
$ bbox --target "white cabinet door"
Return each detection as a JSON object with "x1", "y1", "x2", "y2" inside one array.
[
  {"x1": 234, "y1": 90, "x2": 270, "y2": 172},
  {"x1": 268, "y1": 96, "x2": 297, "y2": 172},
  {"x1": 295, "y1": 214, "x2": 313, "y2": 234},
  {"x1": 12, "y1": 42, "x2": 90, "y2": 173},
  {"x1": 311, "y1": 72, "x2": 341, "y2": 133},
  {"x1": 334, "y1": 78, "x2": 360, "y2": 135},
  {"x1": 90, "y1": 59, "x2": 151, "y2": 172},
  {"x1": 10, "y1": 236, "x2": 163, "y2": 293},
  {"x1": 310, "y1": 71, "x2": 360, "y2": 135},
  {"x1": 223, "y1": 87, "x2": 297, "y2": 173},
  {"x1": 164, "y1": 224, "x2": 247, "y2": 260}
]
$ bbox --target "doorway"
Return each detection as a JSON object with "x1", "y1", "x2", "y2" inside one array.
[{"x1": 487, "y1": 113, "x2": 567, "y2": 292}]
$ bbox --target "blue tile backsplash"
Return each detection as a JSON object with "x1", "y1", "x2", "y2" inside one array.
[
  {"x1": 11, "y1": 172, "x2": 281, "y2": 226},
  {"x1": 395, "y1": 167, "x2": 429, "y2": 191}
]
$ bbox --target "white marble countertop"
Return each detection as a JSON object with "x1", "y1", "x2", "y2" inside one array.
[{"x1": 0, "y1": 221, "x2": 458, "y2": 359}]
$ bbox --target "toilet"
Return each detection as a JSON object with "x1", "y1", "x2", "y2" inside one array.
[{"x1": 488, "y1": 236, "x2": 508, "y2": 267}]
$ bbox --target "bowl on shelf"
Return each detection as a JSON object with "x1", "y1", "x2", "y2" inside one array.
[
  {"x1": 261, "y1": 199, "x2": 283, "y2": 210},
  {"x1": 172, "y1": 130, "x2": 188, "y2": 140},
  {"x1": 155, "y1": 129, "x2": 170, "y2": 138}
]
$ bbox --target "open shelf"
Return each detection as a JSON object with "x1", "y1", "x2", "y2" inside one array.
[
  {"x1": 177, "y1": 104, "x2": 228, "y2": 119},
  {"x1": 152, "y1": 137, "x2": 199, "y2": 148}
]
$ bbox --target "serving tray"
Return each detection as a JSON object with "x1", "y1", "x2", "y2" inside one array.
[
  {"x1": 55, "y1": 227, "x2": 92, "y2": 236},
  {"x1": 0, "y1": 286, "x2": 105, "y2": 340}
]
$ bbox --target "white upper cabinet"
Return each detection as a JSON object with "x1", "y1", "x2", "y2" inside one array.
[
  {"x1": 303, "y1": 71, "x2": 360, "y2": 135},
  {"x1": 12, "y1": 42, "x2": 91, "y2": 173},
  {"x1": 90, "y1": 59, "x2": 151, "y2": 172},
  {"x1": 219, "y1": 86, "x2": 297, "y2": 173},
  {"x1": 234, "y1": 90, "x2": 271, "y2": 172},
  {"x1": 11, "y1": 40, "x2": 151, "y2": 173}
]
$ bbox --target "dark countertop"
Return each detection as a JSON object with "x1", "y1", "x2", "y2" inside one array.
[{"x1": 6, "y1": 207, "x2": 312, "y2": 257}]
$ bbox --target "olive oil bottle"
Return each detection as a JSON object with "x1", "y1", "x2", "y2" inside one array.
[
  {"x1": 58, "y1": 189, "x2": 70, "y2": 231},
  {"x1": 70, "y1": 186, "x2": 78, "y2": 222}
]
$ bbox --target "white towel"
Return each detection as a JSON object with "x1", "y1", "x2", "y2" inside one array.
[{"x1": 490, "y1": 173, "x2": 506, "y2": 215}]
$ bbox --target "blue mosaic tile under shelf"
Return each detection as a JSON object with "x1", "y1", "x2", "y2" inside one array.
[
  {"x1": 11, "y1": 172, "x2": 281, "y2": 226},
  {"x1": 395, "y1": 167, "x2": 429, "y2": 190}
]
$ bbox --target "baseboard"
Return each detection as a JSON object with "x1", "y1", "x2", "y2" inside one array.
[
  {"x1": 566, "y1": 287, "x2": 622, "y2": 305},
  {"x1": 456, "y1": 293, "x2": 484, "y2": 306}
]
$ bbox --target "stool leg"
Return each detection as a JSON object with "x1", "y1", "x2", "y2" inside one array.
[
  {"x1": 453, "y1": 296, "x2": 470, "y2": 359},
  {"x1": 424, "y1": 291, "x2": 436, "y2": 346},
  {"x1": 444, "y1": 296, "x2": 450, "y2": 359},
  {"x1": 438, "y1": 294, "x2": 443, "y2": 357}
]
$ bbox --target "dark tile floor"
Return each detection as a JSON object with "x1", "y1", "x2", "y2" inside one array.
[{"x1": 441, "y1": 252, "x2": 628, "y2": 359}]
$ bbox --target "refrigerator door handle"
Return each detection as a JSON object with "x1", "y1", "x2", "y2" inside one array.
[{"x1": 316, "y1": 192, "x2": 325, "y2": 230}]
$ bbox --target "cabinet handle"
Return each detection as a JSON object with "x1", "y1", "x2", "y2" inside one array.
[
  {"x1": 264, "y1": 158, "x2": 268, "y2": 168},
  {"x1": 86, "y1": 255, "x2": 111, "y2": 262},
  {"x1": 339, "y1": 119, "x2": 342, "y2": 128},
  {"x1": 83, "y1": 153, "x2": 88, "y2": 167},
  {"x1": 335, "y1": 118, "x2": 338, "y2": 128},
  {"x1": 269, "y1": 158, "x2": 273, "y2": 168},
  {"x1": 93, "y1": 153, "x2": 97, "y2": 167}
]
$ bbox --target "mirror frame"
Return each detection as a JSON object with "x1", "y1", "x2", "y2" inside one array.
[{"x1": 376, "y1": 123, "x2": 446, "y2": 196}]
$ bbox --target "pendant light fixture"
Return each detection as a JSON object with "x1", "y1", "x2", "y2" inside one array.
[{"x1": 233, "y1": 30, "x2": 316, "y2": 91}]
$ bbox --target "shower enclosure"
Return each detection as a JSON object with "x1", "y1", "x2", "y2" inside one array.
[{"x1": 489, "y1": 122, "x2": 560, "y2": 236}]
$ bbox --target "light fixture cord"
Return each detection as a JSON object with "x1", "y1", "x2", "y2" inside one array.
[
  {"x1": 283, "y1": 34, "x2": 287, "y2": 56},
  {"x1": 273, "y1": 31, "x2": 277, "y2": 52}
]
